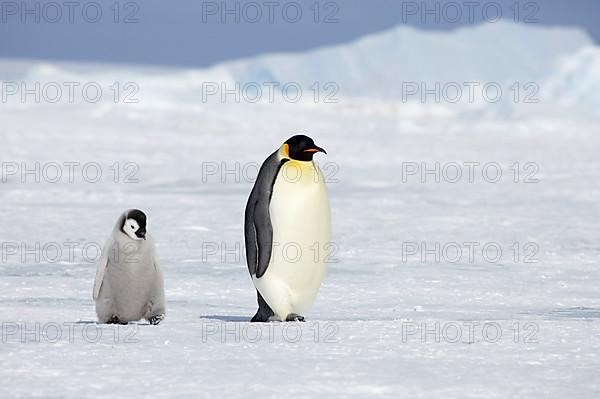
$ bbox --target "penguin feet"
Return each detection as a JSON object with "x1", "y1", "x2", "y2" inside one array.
[
  {"x1": 285, "y1": 314, "x2": 305, "y2": 322},
  {"x1": 148, "y1": 314, "x2": 165, "y2": 325},
  {"x1": 106, "y1": 316, "x2": 127, "y2": 325}
]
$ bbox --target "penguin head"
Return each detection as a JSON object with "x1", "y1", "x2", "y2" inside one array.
[
  {"x1": 281, "y1": 135, "x2": 327, "y2": 162},
  {"x1": 121, "y1": 209, "x2": 147, "y2": 240}
]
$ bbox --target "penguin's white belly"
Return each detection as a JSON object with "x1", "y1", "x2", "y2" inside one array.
[
  {"x1": 99, "y1": 242, "x2": 159, "y2": 322},
  {"x1": 254, "y1": 160, "x2": 331, "y2": 320},
  {"x1": 107, "y1": 262, "x2": 154, "y2": 320}
]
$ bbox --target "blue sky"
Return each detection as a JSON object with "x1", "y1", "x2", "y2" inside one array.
[{"x1": 1, "y1": 0, "x2": 598, "y2": 67}]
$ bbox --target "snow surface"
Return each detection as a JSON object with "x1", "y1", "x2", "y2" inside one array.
[{"x1": 1, "y1": 22, "x2": 600, "y2": 398}]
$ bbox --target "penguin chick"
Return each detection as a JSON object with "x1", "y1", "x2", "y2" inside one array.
[{"x1": 93, "y1": 209, "x2": 165, "y2": 325}]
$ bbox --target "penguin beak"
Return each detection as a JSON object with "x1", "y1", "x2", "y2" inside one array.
[
  {"x1": 304, "y1": 146, "x2": 327, "y2": 155},
  {"x1": 136, "y1": 230, "x2": 147, "y2": 240}
]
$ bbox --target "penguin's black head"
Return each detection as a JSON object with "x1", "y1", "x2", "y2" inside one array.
[
  {"x1": 122, "y1": 209, "x2": 147, "y2": 240},
  {"x1": 282, "y1": 135, "x2": 327, "y2": 162}
]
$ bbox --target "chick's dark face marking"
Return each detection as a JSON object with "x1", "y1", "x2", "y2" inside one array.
[
  {"x1": 283, "y1": 135, "x2": 327, "y2": 162},
  {"x1": 122, "y1": 209, "x2": 147, "y2": 240}
]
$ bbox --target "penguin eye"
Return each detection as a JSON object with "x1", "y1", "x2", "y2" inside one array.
[{"x1": 130, "y1": 225, "x2": 135, "y2": 229}]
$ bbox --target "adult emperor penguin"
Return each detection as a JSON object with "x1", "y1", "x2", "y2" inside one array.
[
  {"x1": 93, "y1": 209, "x2": 166, "y2": 325},
  {"x1": 245, "y1": 135, "x2": 331, "y2": 322}
]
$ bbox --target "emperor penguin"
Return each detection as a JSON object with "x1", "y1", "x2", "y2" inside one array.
[
  {"x1": 93, "y1": 209, "x2": 166, "y2": 325},
  {"x1": 245, "y1": 135, "x2": 331, "y2": 322}
]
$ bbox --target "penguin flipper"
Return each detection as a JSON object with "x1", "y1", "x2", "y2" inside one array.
[
  {"x1": 245, "y1": 196, "x2": 273, "y2": 279},
  {"x1": 253, "y1": 198, "x2": 275, "y2": 279},
  {"x1": 244, "y1": 197, "x2": 260, "y2": 276},
  {"x1": 244, "y1": 151, "x2": 283, "y2": 279},
  {"x1": 92, "y1": 240, "x2": 111, "y2": 300}
]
